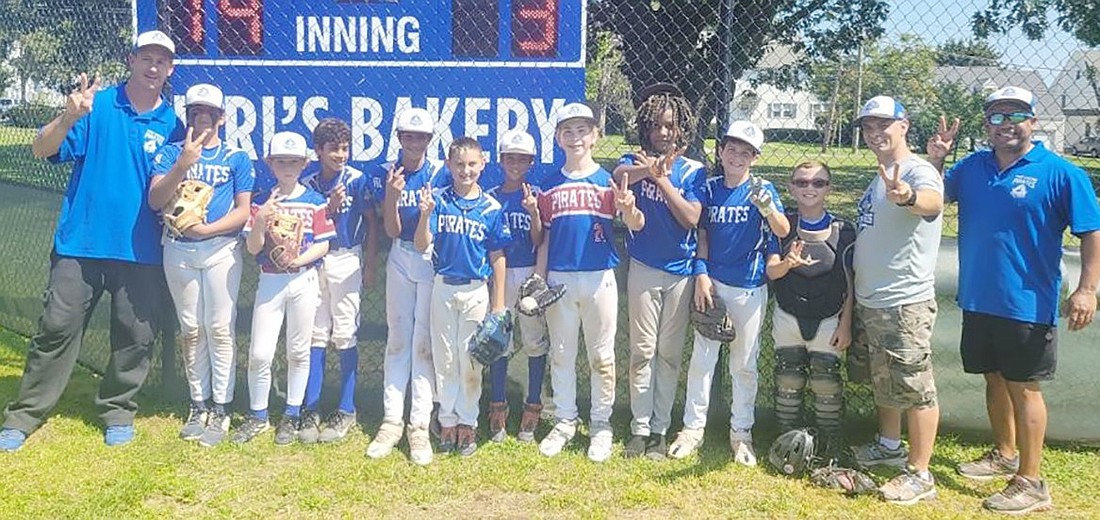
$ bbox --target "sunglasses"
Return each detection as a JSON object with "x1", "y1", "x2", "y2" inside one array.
[
  {"x1": 985, "y1": 112, "x2": 1033, "y2": 125},
  {"x1": 791, "y1": 179, "x2": 830, "y2": 188}
]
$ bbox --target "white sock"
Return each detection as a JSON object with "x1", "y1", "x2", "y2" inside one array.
[{"x1": 878, "y1": 435, "x2": 902, "y2": 451}]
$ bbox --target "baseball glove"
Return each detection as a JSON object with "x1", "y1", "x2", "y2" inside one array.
[
  {"x1": 515, "y1": 273, "x2": 567, "y2": 317},
  {"x1": 809, "y1": 465, "x2": 879, "y2": 496},
  {"x1": 691, "y1": 298, "x2": 736, "y2": 342},
  {"x1": 164, "y1": 179, "x2": 213, "y2": 236},
  {"x1": 266, "y1": 212, "x2": 304, "y2": 271},
  {"x1": 468, "y1": 310, "x2": 514, "y2": 366}
]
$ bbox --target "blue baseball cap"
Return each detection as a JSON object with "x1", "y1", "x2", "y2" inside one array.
[{"x1": 855, "y1": 96, "x2": 907, "y2": 122}]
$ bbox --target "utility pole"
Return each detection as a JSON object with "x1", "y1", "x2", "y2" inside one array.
[{"x1": 851, "y1": 38, "x2": 864, "y2": 151}]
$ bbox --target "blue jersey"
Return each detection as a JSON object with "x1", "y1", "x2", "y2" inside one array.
[
  {"x1": 618, "y1": 154, "x2": 706, "y2": 275},
  {"x1": 537, "y1": 166, "x2": 620, "y2": 272},
  {"x1": 946, "y1": 142, "x2": 1100, "y2": 325},
  {"x1": 699, "y1": 175, "x2": 783, "y2": 288},
  {"x1": 486, "y1": 184, "x2": 541, "y2": 268},
  {"x1": 150, "y1": 141, "x2": 255, "y2": 241},
  {"x1": 301, "y1": 163, "x2": 374, "y2": 249},
  {"x1": 245, "y1": 186, "x2": 337, "y2": 273},
  {"x1": 429, "y1": 187, "x2": 512, "y2": 280},
  {"x1": 368, "y1": 153, "x2": 450, "y2": 242},
  {"x1": 49, "y1": 83, "x2": 184, "y2": 264}
]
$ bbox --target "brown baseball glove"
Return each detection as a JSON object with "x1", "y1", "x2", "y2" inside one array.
[
  {"x1": 266, "y1": 212, "x2": 304, "y2": 270},
  {"x1": 164, "y1": 179, "x2": 213, "y2": 236}
]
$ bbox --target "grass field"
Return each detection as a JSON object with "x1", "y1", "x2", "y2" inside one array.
[{"x1": 1, "y1": 327, "x2": 1098, "y2": 518}]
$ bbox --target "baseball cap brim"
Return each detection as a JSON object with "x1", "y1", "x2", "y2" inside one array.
[{"x1": 635, "y1": 82, "x2": 684, "y2": 108}]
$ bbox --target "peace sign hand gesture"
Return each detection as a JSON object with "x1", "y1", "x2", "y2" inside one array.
[
  {"x1": 926, "y1": 115, "x2": 961, "y2": 162},
  {"x1": 417, "y1": 183, "x2": 435, "y2": 214},
  {"x1": 65, "y1": 73, "x2": 101, "y2": 121},
  {"x1": 386, "y1": 164, "x2": 406, "y2": 197},
  {"x1": 748, "y1": 175, "x2": 775, "y2": 217},
  {"x1": 178, "y1": 127, "x2": 213, "y2": 171},
  {"x1": 521, "y1": 182, "x2": 539, "y2": 217},
  {"x1": 652, "y1": 146, "x2": 685, "y2": 179},
  {"x1": 783, "y1": 240, "x2": 819, "y2": 270},
  {"x1": 610, "y1": 172, "x2": 637, "y2": 212},
  {"x1": 326, "y1": 183, "x2": 347, "y2": 215},
  {"x1": 878, "y1": 163, "x2": 914, "y2": 206}
]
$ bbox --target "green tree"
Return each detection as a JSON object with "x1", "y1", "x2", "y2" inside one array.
[
  {"x1": 10, "y1": 30, "x2": 63, "y2": 103},
  {"x1": 936, "y1": 38, "x2": 1001, "y2": 67},
  {"x1": 971, "y1": 0, "x2": 1100, "y2": 46},
  {"x1": 585, "y1": 31, "x2": 635, "y2": 137}
]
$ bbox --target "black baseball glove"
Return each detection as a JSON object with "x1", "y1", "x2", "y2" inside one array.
[
  {"x1": 809, "y1": 465, "x2": 879, "y2": 496},
  {"x1": 691, "y1": 298, "x2": 736, "y2": 343},
  {"x1": 515, "y1": 273, "x2": 566, "y2": 317},
  {"x1": 468, "y1": 310, "x2": 514, "y2": 366}
]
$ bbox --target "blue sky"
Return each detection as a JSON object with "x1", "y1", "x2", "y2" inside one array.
[{"x1": 885, "y1": 0, "x2": 1084, "y2": 84}]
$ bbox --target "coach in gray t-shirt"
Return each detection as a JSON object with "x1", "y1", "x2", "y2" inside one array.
[{"x1": 846, "y1": 96, "x2": 945, "y2": 506}]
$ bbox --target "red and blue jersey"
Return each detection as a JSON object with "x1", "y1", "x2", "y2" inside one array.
[
  {"x1": 245, "y1": 186, "x2": 336, "y2": 274},
  {"x1": 537, "y1": 165, "x2": 619, "y2": 272},
  {"x1": 699, "y1": 175, "x2": 783, "y2": 288},
  {"x1": 301, "y1": 163, "x2": 374, "y2": 250},
  {"x1": 150, "y1": 141, "x2": 255, "y2": 241},
  {"x1": 368, "y1": 152, "x2": 450, "y2": 242},
  {"x1": 486, "y1": 184, "x2": 541, "y2": 268},
  {"x1": 49, "y1": 83, "x2": 185, "y2": 264},
  {"x1": 946, "y1": 142, "x2": 1100, "y2": 325},
  {"x1": 618, "y1": 154, "x2": 706, "y2": 275},
  {"x1": 428, "y1": 188, "x2": 512, "y2": 280}
]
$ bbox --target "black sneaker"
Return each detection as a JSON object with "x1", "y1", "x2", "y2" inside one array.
[
  {"x1": 179, "y1": 404, "x2": 208, "y2": 441},
  {"x1": 318, "y1": 411, "x2": 358, "y2": 443},
  {"x1": 274, "y1": 415, "x2": 300, "y2": 446},
  {"x1": 231, "y1": 416, "x2": 270, "y2": 444},
  {"x1": 199, "y1": 411, "x2": 231, "y2": 448},
  {"x1": 624, "y1": 434, "x2": 647, "y2": 458},
  {"x1": 298, "y1": 411, "x2": 322, "y2": 445},
  {"x1": 645, "y1": 434, "x2": 668, "y2": 460}
]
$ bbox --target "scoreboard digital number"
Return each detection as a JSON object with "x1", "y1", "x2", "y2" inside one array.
[
  {"x1": 134, "y1": 0, "x2": 585, "y2": 169},
  {"x1": 152, "y1": 0, "x2": 579, "y2": 63}
]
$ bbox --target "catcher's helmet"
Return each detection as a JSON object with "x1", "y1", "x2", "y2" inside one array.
[{"x1": 768, "y1": 429, "x2": 816, "y2": 476}]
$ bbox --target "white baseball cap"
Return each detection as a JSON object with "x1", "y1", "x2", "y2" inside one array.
[
  {"x1": 267, "y1": 131, "x2": 309, "y2": 159},
  {"x1": 134, "y1": 30, "x2": 175, "y2": 55},
  {"x1": 554, "y1": 102, "x2": 597, "y2": 127},
  {"x1": 185, "y1": 84, "x2": 223, "y2": 111},
  {"x1": 984, "y1": 86, "x2": 1036, "y2": 113},
  {"x1": 395, "y1": 108, "x2": 434, "y2": 134},
  {"x1": 499, "y1": 129, "x2": 537, "y2": 156},
  {"x1": 855, "y1": 96, "x2": 908, "y2": 122},
  {"x1": 723, "y1": 120, "x2": 764, "y2": 153}
]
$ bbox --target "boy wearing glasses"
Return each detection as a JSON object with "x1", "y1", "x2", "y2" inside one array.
[
  {"x1": 765, "y1": 160, "x2": 855, "y2": 458},
  {"x1": 927, "y1": 87, "x2": 1100, "y2": 515}
]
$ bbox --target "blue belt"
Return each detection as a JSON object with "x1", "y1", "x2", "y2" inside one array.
[{"x1": 442, "y1": 276, "x2": 475, "y2": 286}]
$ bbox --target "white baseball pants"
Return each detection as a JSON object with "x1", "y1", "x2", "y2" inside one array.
[
  {"x1": 545, "y1": 269, "x2": 617, "y2": 425},
  {"x1": 163, "y1": 235, "x2": 242, "y2": 406},
  {"x1": 312, "y1": 248, "x2": 363, "y2": 350},
  {"x1": 626, "y1": 260, "x2": 693, "y2": 436},
  {"x1": 681, "y1": 281, "x2": 767, "y2": 431},
  {"x1": 382, "y1": 240, "x2": 435, "y2": 428},
  {"x1": 431, "y1": 277, "x2": 488, "y2": 428},
  {"x1": 248, "y1": 269, "x2": 319, "y2": 412}
]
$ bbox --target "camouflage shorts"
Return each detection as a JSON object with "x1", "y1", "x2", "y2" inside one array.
[{"x1": 851, "y1": 300, "x2": 938, "y2": 409}]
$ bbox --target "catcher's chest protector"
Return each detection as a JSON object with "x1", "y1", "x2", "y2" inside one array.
[{"x1": 771, "y1": 217, "x2": 854, "y2": 338}]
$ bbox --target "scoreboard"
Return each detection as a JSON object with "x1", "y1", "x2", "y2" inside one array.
[{"x1": 134, "y1": 0, "x2": 585, "y2": 166}]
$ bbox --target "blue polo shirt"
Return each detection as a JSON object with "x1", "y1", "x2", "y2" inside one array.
[
  {"x1": 49, "y1": 83, "x2": 184, "y2": 264},
  {"x1": 946, "y1": 142, "x2": 1100, "y2": 325}
]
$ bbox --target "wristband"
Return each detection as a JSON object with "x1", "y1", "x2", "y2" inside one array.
[
  {"x1": 897, "y1": 190, "x2": 917, "y2": 207},
  {"x1": 692, "y1": 258, "x2": 709, "y2": 276}
]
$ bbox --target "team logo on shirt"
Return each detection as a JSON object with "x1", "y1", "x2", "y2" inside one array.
[
  {"x1": 1010, "y1": 174, "x2": 1037, "y2": 200},
  {"x1": 144, "y1": 129, "x2": 166, "y2": 154},
  {"x1": 437, "y1": 214, "x2": 487, "y2": 240},
  {"x1": 856, "y1": 187, "x2": 874, "y2": 230},
  {"x1": 593, "y1": 222, "x2": 606, "y2": 243}
]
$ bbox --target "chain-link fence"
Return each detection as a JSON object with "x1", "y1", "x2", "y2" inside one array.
[{"x1": 1, "y1": 0, "x2": 1099, "y2": 440}]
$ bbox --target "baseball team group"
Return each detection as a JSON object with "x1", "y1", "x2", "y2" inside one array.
[{"x1": 2, "y1": 31, "x2": 1098, "y2": 515}]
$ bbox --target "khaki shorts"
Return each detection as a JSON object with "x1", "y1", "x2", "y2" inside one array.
[{"x1": 853, "y1": 299, "x2": 938, "y2": 410}]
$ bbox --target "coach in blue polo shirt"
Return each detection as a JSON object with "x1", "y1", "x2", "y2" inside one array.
[
  {"x1": 0, "y1": 30, "x2": 185, "y2": 452},
  {"x1": 928, "y1": 86, "x2": 1100, "y2": 514}
]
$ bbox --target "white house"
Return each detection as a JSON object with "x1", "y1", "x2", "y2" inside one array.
[
  {"x1": 1051, "y1": 50, "x2": 1100, "y2": 148},
  {"x1": 728, "y1": 45, "x2": 828, "y2": 135}
]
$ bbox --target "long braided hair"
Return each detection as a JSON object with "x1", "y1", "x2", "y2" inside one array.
[{"x1": 635, "y1": 90, "x2": 698, "y2": 155}]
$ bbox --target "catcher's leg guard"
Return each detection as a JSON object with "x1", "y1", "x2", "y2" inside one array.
[
  {"x1": 773, "y1": 346, "x2": 809, "y2": 432},
  {"x1": 809, "y1": 352, "x2": 844, "y2": 437}
]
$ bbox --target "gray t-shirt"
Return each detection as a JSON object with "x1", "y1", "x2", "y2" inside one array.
[{"x1": 853, "y1": 155, "x2": 944, "y2": 308}]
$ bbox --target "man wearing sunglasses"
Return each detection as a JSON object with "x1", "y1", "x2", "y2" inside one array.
[
  {"x1": 927, "y1": 86, "x2": 1100, "y2": 515},
  {"x1": 849, "y1": 95, "x2": 946, "y2": 506}
]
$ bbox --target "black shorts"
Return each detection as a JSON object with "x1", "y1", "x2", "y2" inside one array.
[{"x1": 960, "y1": 311, "x2": 1057, "y2": 382}]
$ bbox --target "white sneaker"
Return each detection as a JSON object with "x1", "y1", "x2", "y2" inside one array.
[
  {"x1": 538, "y1": 419, "x2": 577, "y2": 457},
  {"x1": 407, "y1": 425, "x2": 433, "y2": 466},
  {"x1": 365, "y1": 421, "x2": 403, "y2": 459},
  {"x1": 730, "y1": 429, "x2": 757, "y2": 466},
  {"x1": 587, "y1": 422, "x2": 613, "y2": 463},
  {"x1": 668, "y1": 428, "x2": 704, "y2": 459}
]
